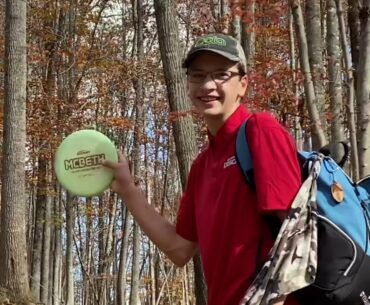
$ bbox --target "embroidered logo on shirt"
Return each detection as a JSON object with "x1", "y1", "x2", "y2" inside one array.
[{"x1": 224, "y1": 156, "x2": 237, "y2": 168}]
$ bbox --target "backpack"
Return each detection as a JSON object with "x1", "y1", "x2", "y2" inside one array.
[{"x1": 236, "y1": 117, "x2": 370, "y2": 305}]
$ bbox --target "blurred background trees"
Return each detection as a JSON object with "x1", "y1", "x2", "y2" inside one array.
[{"x1": 0, "y1": 0, "x2": 369, "y2": 304}]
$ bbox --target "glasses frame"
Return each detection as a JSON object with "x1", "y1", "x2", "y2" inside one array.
[{"x1": 186, "y1": 70, "x2": 242, "y2": 84}]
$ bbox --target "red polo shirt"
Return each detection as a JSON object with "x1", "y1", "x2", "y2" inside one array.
[{"x1": 176, "y1": 105, "x2": 301, "y2": 305}]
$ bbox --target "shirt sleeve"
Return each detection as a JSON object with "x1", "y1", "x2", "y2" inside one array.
[
  {"x1": 175, "y1": 161, "x2": 198, "y2": 242},
  {"x1": 246, "y1": 113, "x2": 301, "y2": 213}
]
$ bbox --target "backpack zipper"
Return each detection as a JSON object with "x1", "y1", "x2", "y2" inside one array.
[{"x1": 312, "y1": 211, "x2": 357, "y2": 276}]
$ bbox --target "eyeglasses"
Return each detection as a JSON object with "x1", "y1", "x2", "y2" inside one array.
[{"x1": 186, "y1": 70, "x2": 241, "y2": 84}]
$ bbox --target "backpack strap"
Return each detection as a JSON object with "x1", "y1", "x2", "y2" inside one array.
[
  {"x1": 236, "y1": 116, "x2": 255, "y2": 189},
  {"x1": 236, "y1": 115, "x2": 281, "y2": 239}
]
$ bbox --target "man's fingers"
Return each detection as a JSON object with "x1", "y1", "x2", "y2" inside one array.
[
  {"x1": 102, "y1": 159, "x2": 117, "y2": 169},
  {"x1": 102, "y1": 151, "x2": 127, "y2": 169},
  {"x1": 117, "y1": 151, "x2": 125, "y2": 162}
]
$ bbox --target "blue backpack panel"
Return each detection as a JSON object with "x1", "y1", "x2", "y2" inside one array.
[{"x1": 236, "y1": 118, "x2": 370, "y2": 305}]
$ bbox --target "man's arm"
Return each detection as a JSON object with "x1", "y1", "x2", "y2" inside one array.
[{"x1": 104, "y1": 153, "x2": 197, "y2": 267}]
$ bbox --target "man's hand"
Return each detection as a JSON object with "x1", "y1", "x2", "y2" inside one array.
[{"x1": 103, "y1": 151, "x2": 136, "y2": 197}]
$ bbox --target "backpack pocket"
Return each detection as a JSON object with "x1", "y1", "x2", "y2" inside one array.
[
  {"x1": 296, "y1": 214, "x2": 370, "y2": 305},
  {"x1": 314, "y1": 215, "x2": 358, "y2": 290}
]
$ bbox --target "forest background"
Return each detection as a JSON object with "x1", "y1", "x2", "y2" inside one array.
[{"x1": 0, "y1": 0, "x2": 369, "y2": 304}]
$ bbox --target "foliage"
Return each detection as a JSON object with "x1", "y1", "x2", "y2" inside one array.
[{"x1": 0, "y1": 0, "x2": 369, "y2": 304}]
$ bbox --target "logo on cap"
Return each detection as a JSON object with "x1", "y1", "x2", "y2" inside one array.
[{"x1": 195, "y1": 36, "x2": 226, "y2": 47}]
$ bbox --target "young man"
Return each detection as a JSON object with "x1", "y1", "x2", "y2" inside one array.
[{"x1": 104, "y1": 33, "x2": 301, "y2": 305}]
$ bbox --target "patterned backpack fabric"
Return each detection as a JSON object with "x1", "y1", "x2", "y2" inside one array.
[
  {"x1": 238, "y1": 157, "x2": 320, "y2": 305},
  {"x1": 236, "y1": 117, "x2": 370, "y2": 305}
]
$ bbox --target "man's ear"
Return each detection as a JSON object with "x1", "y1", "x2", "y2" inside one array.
[
  {"x1": 242, "y1": 74, "x2": 248, "y2": 88},
  {"x1": 239, "y1": 74, "x2": 248, "y2": 96}
]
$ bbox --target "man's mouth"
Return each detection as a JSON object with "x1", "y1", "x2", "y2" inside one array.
[{"x1": 199, "y1": 96, "x2": 220, "y2": 102}]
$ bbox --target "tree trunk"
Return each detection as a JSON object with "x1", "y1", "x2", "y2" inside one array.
[
  {"x1": 129, "y1": 0, "x2": 145, "y2": 303},
  {"x1": 232, "y1": 2, "x2": 241, "y2": 42},
  {"x1": 327, "y1": 0, "x2": 344, "y2": 152},
  {"x1": 52, "y1": 189, "x2": 62, "y2": 305},
  {"x1": 0, "y1": 0, "x2": 31, "y2": 301},
  {"x1": 290, "y1": 0, "x2": 327, "y2": 148},
  {"x1": 335, "y1": 0, "x2": 359, "y2": 179},
  {"x1": 153, "y1": 0, "x2": 198, "y2": 188},
  {"x1": 153, "y1": 0, "x2": 207, "y2": 304},
  {"x1": 97, "y1": 197, "x2": 107, "y2": 305},
  {"x1": 241, "y1": 0, "x2": 256, "y2": 69},
  {"x1": 357, "y1": 0, "x2": 370, "y2": 178},
  {"x1": 39, "y1": 2, "x2": 58, "y2": 294},
  {"x1": 41, "y1": 170, "x2": 52, "y2": 304},
  {"x1": 30, "y1": 164, "x2": 44, "y2": 301},
  {"x1": 149, "y1": 241, "x2": 157, "y2": 305},
  {"x1": 289, "y1": 7, "x2": 303, "y2": 150},
  {"x1": 83, "y1": 198, "x2": 93, "y2": 305},
  {"x1": 65, "y1": 193, "x2": 75, "y2": 305},
  {"x1": 305, "y1": 0, "x2": 326, "y2": 149},
  {"x1": 348, "y1": 0, "x2": 361, "y2": 84},
  {"x1": 117, "y1": 207, "x2": 130, "y2": 305}
]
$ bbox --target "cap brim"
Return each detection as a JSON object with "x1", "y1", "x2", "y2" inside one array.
[{"x1": 183, "y1": 49, "x2": 240, "y2": 68}]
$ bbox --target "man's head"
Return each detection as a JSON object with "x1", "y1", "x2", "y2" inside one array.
[{"x1": 183, "y1": 34, "x2": 248, "y2": 131}]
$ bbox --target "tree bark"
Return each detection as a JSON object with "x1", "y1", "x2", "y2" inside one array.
[
  {"x1": 290, "y1": 0, "x2": 327, "y2": 149},
  {"x1": 117, "y1": 208, "x2": 130, "y2": 305},
  {"x1": 305, "y1": 0, "x2": 326, "y2": 149},
  {"x1": 65, "y1": 194, "x2": 75, "y2": 305},
  {"x1": 327, "y1": 0, "x2": 344, "y2": 153},
  {"x1": 129, "y1": 0, "x2": 145, "y2": 302},
  {"x1": 154, "y1": 0, "x2": 207, "y2": 304},
  {"x1": 41, "y1": 170, "x2": 52, "y2": 304},
  {"x1": 153, "y1": 0, "x2": 198, "y2": 189},
  {"x1": 348, "y1": 0, "x2": 361, "y2": 84},
  {"x1": 0, "y1": 0, "x2": 31, "y2": 301},
  {"x1": 336, "y1": 0, "x2": 359, "y2": 179},
  {"x1": 52, "y1": 189, "x2": 62, "y2": 305},
  {"x1": 357, "y1": 0, "x2": 370, "y2": 177},
  {"x1": 241, "y1": 0, "x2": 256, "y2": 70}
]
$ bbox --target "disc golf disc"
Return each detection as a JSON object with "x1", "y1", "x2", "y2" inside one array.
[{"x1": 54, "y1": 129, "x2": 118, "y2": 197}]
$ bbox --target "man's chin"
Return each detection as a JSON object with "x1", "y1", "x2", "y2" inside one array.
[{"x1": 202, "y1": 108, "x2": 221, "y2": 117}]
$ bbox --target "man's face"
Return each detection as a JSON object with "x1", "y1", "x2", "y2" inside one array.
[{"x1": 186, "y1": 52, "x2": 248, "y2": 121}]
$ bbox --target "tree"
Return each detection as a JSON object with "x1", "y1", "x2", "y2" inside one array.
[
  {"x1": 327, "y1": 0, "x2": 344, "y2": 157},
  {"x1": 290, "y1": 0, "x2": 327, "y2": 149},
  {"x1": 153, "y1": 0, "x2": 207, "y2": 304},
  {"x1": 129, "y1": 0, "x2": 145, "y2": 302},
  {"x1": 357, "y1": 0, "x2": 370, "y2": 177},
  {"x1": 305, "y1": 0, "x2": 326, "y2": 149},
  {"x1": 336, "y1": 0, "x2": 359, "y2": 179},
  {"x1": 0, "y1": 0, "x2": 31, "y2": 302}
]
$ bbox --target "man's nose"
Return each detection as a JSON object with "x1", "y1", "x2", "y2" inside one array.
[{"x1": 202, "y1": 73, "x2": 217, "y2": 88}]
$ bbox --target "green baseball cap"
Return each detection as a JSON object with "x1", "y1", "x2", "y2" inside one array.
[{"x1": 183, "y1": 33, "x2": 247, "y2": 72}]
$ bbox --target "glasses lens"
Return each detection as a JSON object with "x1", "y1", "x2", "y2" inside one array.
[
  {"x1": 212, "y1": 71, "x2": 232, "y2": 81},
  {"x1": 187, "y1": 71, "x2": 240, "y2": 83},
  {"x1": 187, "y1": 72, "x2": 206, "y2": 83}
]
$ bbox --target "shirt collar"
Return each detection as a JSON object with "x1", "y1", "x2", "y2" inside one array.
[{"x1": 208, "y1": 105, "x2": 251, "y2": 145}]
